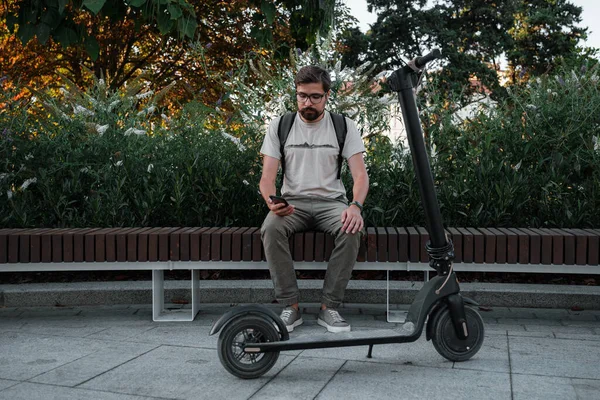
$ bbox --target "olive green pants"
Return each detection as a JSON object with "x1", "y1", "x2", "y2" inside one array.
[{"x1": 260, "y1": 196, "x2": 362, "y2": 308}]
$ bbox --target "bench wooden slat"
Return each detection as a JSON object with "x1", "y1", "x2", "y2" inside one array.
[
  {"x1": 507, "y1": 228, "x2": 529, "y2": 264},
  {"x1": 466, "y1": 228, "x2": 484, "y2": 263},
  {"x1": 198, "y1": 227, "x2": 217, "y2": 261},
  {"x1": 314, "y1": 232, "x2": 325, "y2": 262},
  {"x1": 50, "y1": 228, "x2": 64, "y2": 263},
  {"x1": 220, "y1": 227, "x2": 237, "y2": 262},
  {"x1": 396, "y1": 227, "x2": 408, "y2": 262},
  {"x1": 355, "y1": 233, "x2": 366, "y2": 262},
  {"x1": 147, "y1": 227, "x2": 165, "y2": 262},
  {"x1": 416, "y1": 227, "x2": 429, "y2": 262},
  {"x1": 478, "y1": 228, "x2": 496, "y2": 263},
  {"x1": 446, "y1": 228, "x2": 462, "y2": 262},
  {"x1": 583, "y1": 229, "x2": 599, "y2": 266},
  {"x1": 406, "y1": 227, "x2": 419, "y2": 262},
  {"x1": 0, "y1": 229, "x2": 10, "y2": 263},
  {"x1": 16, "y1": 229, "x2": 31, "y2": 263},
  {"x1": 94, "y1": 228, "x2": 121, "y2": 262},
  {"x1": 367, "y1": 227, "x2": 377, "y2": 262},
  {"x1": 242, "y1": 228, "x2": 255, "y2": 262},
  {"x1": 158, "y1": 228, "x2": 178, "y2": 262},
  {"x1": 252, "y1": 228, "x2": 263, "y2": 261},
  {"x1": 9, "y1": 229, "x2": 26, "y2": 263},
  {"x1": 232, "y1": 227, "x2": 250, "y2": 262},
  {"x1": 486, "y1": 228, "x2": 505, "y2": 263},
  {"x1": 105, "y1": 229, "x2": 118, "y2": 262},
  {"x1": 563, "y1": 229, "x2": 588, "y2": 265},
  {"x1": 137, "y1": 227, "x2": 159, "y2": 262},
  {"x1": 124, "y1": 227, "x2": 149, "y2": 262},
  {"x1": 63, "y1": 228, "x2": 82, "y2": 263},
  {"x1": 386, "y1": 227, "x2": 398, "y2": 262},
  {"x1": 73, "y1": 228, "x2": 89, "y2": 262},
  {"x1": 546, "y1": 228, "x2": 565, "y2": 265},
  {"x1": 496, "y1": 228, "x2": 517, "y2": 263},
  {"x1": 188, "y1": 228, "x2": 208, "y2": 262},
  {"x1": 561, "y1": 229, "x2": 576, "y2": 265},
  {"x1": 28, "y1": 229, "x2": 48, "y2": 263},
  {"x1": 293, "y1": 232, "x2": 304, "y2": 262},
  {"x1": 27, "y1": 229, "x2": 52, "y2": 263},
  {"x1": 304, "y1": 232, "x2": 314, "y2": 262},
  {"x1": 167, "y1": 227, "x2": 188, "y2": 261},
  {"x1": 210, "y1": 227, "x2": 229, "y2": 262},
  {"x1": 457, "y1": 228, "x2": 473, "y2": 263},
  {"x1": 376, "y1": 227, "x2": 388, "y2": 262},
  {"x1": 530, "y1": 228, "x2": 552, "y2": 265}
]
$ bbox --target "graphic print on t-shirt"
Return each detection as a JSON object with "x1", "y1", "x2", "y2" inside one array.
[{"x1": 287, "y1": 143, "x2": 336, "y2": 149}]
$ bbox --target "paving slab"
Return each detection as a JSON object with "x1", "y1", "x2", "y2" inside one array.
[
  {"x1": 0, "y1": 379, "x2": 18, "y2": 391},
  {"x1": 512, "y1": 374, "x2": 600, "y2": 400},
  {"x1": 0, "y1": 382, "x2": 163, "y2": 400},
  {"x1": 315, "y1": 361, "x2": 512, "y2": 400},
  {"x1": 509, "y1": 336, "x2": 600, "y2": 379},
  {"x1": 523, "y1": 325, "x2": 596, "y2": 335},
  {"x1": 450, "y1": 335, "x2": 509, "y2": 373},
  {"x1": 79, "y1": 345, "x2": 295, "y2": 400},
  {"x1": 1, "y1": 304, "x2": 599, "y2": 400},
  {"x1": 0, "y1": 331, "x2": 107, "y2": 380},
  {"x1": 249, "y1": 356, "x2": 346, "y2": 400},
  {"x1": 14, "y1": 317, "x2": 111, "y2": 338},
  {"x1": 30, "y1": 341, "x2": 159, "y2": 387}
]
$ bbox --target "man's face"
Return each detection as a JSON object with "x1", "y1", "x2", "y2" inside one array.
[{"x1": 296, "y1": 82, "x2": 329, "y2": 122}]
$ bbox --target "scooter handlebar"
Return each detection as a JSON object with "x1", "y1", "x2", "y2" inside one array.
[{"x1": 414, "y1": 49, "x2": 442, "y2": 69}]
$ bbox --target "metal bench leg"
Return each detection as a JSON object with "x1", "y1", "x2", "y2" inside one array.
[
  {"x1": 386, "y1": 269, "x2": 407, "y2": 323},
  {"x1": 152, "y1": 269, "x2": 200, "y2": 322}
]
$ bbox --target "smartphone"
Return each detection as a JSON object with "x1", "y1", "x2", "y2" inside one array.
[{"x1": 269, "y1": 195, "x2": 289, "y2": 207}]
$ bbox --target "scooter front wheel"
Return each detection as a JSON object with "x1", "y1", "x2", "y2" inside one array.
[
  {"x1": 217, "y1": 314, "x2": 280, "y2": 379},
  {"x1": 432, "y1": 306, "x2": 484, "y2": 362}
]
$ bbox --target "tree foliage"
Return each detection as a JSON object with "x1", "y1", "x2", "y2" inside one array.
[
  {"x1": 364, "y1": 0, "x2": 588, "y2": 101},
  {"x1": 1, "y1": 0, "x2": 338, "y2": 103}
]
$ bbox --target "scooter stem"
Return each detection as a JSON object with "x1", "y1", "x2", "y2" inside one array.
[{"x1": 387, "y1": 53, "x2": 452, "y2": 275}]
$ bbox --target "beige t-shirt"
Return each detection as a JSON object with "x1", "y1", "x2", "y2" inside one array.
[{"x1": 260, "y1": 111, "x2": 366, "y2": 199}]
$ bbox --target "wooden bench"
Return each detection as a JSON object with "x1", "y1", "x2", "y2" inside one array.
[{"x1": 1, "y1": 227, "x2": 599, "y2": 321}]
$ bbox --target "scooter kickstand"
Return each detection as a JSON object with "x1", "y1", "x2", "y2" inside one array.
[{"x1": 367, "y1": 344, "x2": 374, "y2": 358}]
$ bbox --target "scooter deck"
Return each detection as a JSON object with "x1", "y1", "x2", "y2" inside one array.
[{"x1": 246, "y1": 324, "x2": 418, "y2": 352}]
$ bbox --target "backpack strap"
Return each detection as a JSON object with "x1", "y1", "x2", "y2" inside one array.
[
  {"x1": 330, "y1": 112, "x2": 348, "y2": 179},
  {"x1": 277, "y1": 112, "x2": 296, "y2": 179}
]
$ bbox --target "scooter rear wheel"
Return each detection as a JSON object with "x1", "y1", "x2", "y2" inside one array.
[
  {"x1": 432, "y1": 306, "x2": 484, "y2": 362},
  {"x1": 217, "y1": 314, "x2": 280, "y2": 379}
]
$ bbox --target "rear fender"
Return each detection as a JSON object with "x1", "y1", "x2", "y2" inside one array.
[{"x1": 209, "y1": 304, "x2": 289, "y2": 341}]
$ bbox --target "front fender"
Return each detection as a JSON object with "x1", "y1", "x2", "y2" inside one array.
[
  {"x1": 425, "y1": 295, "x2": 479, "y2": 341},
  {"x1": 209, "y1": 304, "x2": 290, "y2": 341}
]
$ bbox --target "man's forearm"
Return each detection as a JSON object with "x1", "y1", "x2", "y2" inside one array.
[
  {"x1": 352, "y1": 174, "x2": 369, "y2": 204},
  {"x1": 259, "y1": 179, "x2": 276, "y2": 203}
]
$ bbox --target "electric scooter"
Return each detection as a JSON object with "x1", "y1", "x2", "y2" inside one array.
[{"x1": 210, "y1": 49, "x2": 485, "y2": 379}]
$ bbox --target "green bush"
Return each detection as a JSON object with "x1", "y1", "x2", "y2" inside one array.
[
  {"x1": 427, "y1": 62, "x2": 600, "y2": 228},
  {"x1": 0, "y1": 77, "x2": 265, "y2": 228},
  {"x1": 1, "y1": 61, "x2": 598, "y2": 229}
]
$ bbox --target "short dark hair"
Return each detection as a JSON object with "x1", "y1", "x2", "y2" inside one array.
[{"x1": 295, "y1": 66, "x2": 331, "y2": 92}]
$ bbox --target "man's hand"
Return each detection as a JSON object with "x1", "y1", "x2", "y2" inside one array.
[
  {"x1": 267, "y1": 198, "x2": 295, "y2": 216},
  {"x1": 341, "y1": 205, "x2": 363, "y2": 234}
]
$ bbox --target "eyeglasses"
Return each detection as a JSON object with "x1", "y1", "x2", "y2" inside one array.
[{"x1": 296, "y1": 92, "x2": 326, "y2": 104}]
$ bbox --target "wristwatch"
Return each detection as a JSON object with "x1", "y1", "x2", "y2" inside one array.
[{"x1": 349, "y1": 200, "x2": 363, "y2": 212}]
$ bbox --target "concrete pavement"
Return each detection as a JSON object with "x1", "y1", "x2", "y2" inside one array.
[{"x1": 1, "y1": 303, "x2": 600, "y2": 399}]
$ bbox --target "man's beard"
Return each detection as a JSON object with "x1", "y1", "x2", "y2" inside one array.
[{"x1": 299, "y1": 107, "x2": 324, "y2": 122}]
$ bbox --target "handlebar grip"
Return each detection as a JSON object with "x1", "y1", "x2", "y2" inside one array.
[{"x1": 414, "y1": 49, "x2": 442, "y2": 69}]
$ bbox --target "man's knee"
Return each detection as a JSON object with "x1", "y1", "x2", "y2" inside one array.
[
  {"x1": 335, "y1": 230, "x2": 362, "y2": 249},
  {"x1": 261, "y1": 216, "x2": 287, "y2": 240}
]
